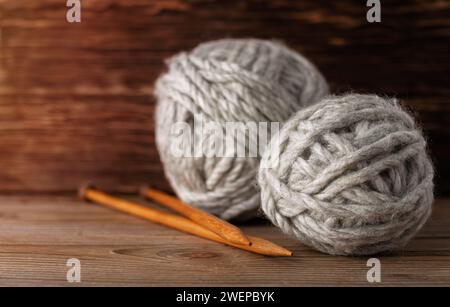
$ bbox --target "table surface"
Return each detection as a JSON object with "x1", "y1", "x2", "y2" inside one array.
[{"x1": 0, "y1": 196, "x2": 449, "y2": 286}]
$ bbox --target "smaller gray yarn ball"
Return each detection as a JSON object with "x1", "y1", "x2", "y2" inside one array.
[
  {"x1": 154, "y1": 39, "x2": 329, "y2": 220},
  {"x1": 259, "y1": 94, "x2": 434, "y2": 255}
]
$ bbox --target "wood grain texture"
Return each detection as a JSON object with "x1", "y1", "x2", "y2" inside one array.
[
  {"x1": 0, "y1": 0, "x2": 449, "y2": 194},
  {"x1": 0, "y1": 196, "x2": 449, "y2": 286}
]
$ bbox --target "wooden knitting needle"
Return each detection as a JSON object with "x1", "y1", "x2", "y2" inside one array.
[
  {"x1": 79, "y1": 186, "x2": 293, "y2": 257},
  {"x1": 139, "y1": 186, "x2": 251, "y2": 246}
]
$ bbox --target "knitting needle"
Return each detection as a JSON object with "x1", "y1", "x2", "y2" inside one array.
[
  {"x1": 139, "y1": 186, "x2": 251, "y2": 246},
  {"x1": 79, "y1": 186, "x2": 293, "y2": 257}
]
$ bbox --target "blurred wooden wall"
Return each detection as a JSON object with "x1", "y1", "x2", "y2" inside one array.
[{"x1": 0, "y1": 0, "x2": 449, "y2": 195}]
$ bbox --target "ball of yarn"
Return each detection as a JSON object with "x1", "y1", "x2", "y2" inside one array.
[
  {"x1": 154, "y1": 39, "x2": 329, "y2": 220},
  {"x1": 259, "y1": 94, "x2": 434, "y2": 255}
]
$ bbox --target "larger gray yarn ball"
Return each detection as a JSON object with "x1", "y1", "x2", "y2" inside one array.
[
  {"x1": 155, "y1": 39, "x2": 329, "y2": 220},
  {"x1": 259, "y1": 94, "x2": 434, "y2": 255}
]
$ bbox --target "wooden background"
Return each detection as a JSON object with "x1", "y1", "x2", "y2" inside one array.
[{"x1": 0, "y1": 0, "x2": 449, "y2": 195}]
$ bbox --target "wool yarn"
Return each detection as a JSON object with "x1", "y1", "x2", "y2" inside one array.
[
  {"x1": 155, "y1": 39, "x2": 329, "y2": 220},
  {"x1": 259, "y1": 94, "x2": 434, "y2": 255}
]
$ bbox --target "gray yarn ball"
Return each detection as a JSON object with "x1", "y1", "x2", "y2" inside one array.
[
  {"x1": 154, "y1": 39, "x2": 329, "y2": 220},
  {"x1": 259, "y1": 94, "x2": 434, "y2": 255}
]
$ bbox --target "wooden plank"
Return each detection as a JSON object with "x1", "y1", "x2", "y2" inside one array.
[
  {"x1": 0, "y1": 196, "x2": 449, "y2": 286},
  {"x1": 0, "y1": 0, "x2": 449, "y2": 194}
]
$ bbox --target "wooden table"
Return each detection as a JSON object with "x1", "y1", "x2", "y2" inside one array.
[{"x1": 0, "y1": 196, "x2": 449, "y2": 286}]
